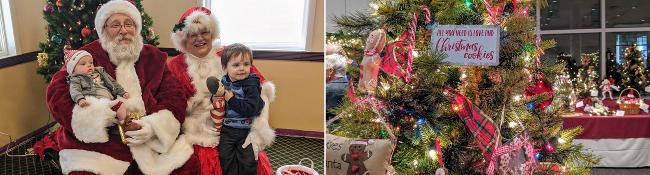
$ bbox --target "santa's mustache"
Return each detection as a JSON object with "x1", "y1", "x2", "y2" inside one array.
[
  {"x1": 102, "y1": 34, "x2": 143, "y2": 64},
  {"x1": 113, "y1": 34, "x2": 134, "y2": 43}
]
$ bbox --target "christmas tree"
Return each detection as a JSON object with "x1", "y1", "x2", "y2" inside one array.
[
  {"x1": 37, "y1": 0, "x2": 159, "y2": 82},
  {"x1": 556, "y1": 52, "x2": 577, "y2": 82},
  {"x1": 554, "y1": 53, "x2": 578, "y2": 110},
  {"x1": 620, "y1": 43, "x2": 647, "y2": 90},
  {"x1": 604, "y1": 48, "x2": 621, "y2": 84},
  {"x1": 327, "y1": 0, "x2": 598, "y2": 174},
  {"x1": 575, "y1": 52, "x2": 599, "y2": 98}
]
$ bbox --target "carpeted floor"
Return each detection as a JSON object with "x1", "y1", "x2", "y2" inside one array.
[
  {"x1": 266, "y1": 136, "x2": 324, "y2": 174},
  {"x1": 1, "y1": 134, "x2": 323, "y2": 175}
]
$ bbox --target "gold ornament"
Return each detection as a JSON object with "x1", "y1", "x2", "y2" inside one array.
[{"x1": 37, "y1": 52, "x2": 49, "y2": 67}]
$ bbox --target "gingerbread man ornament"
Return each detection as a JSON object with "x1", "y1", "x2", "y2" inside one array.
[{"x1": 358, "y1": 29, "x2": 387, "y2": 95}]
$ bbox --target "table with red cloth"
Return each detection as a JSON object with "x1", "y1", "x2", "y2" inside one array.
[
  {"x1": 573, "y1": 99, "x2": 650, "y2": 114},
  {"x1": 562, "y1": 115, "x2": 650, "y2": 167}
]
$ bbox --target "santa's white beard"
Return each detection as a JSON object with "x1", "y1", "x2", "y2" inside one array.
[
  {"x1": 100, "y1": 33, "x2": 147, "y2": 113},
  {"x1": 101, "y1": 34, "x2": 144, "y2": 65}
]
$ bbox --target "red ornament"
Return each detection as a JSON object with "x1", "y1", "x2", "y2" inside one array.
[
  {"x1": 581, "y1": 56, "x2": 590, "y2": 66},
  {"x1": 544, "y1": 143, "x2": 555, "y2": 153},
  {"x1": 538, "y1": 162, "x2": 563, "y2": 173},
  {"x1": 56, "y1": 0, "x2": 63, "y2": 7},
  {"x1": 81, "y1": 26, "x2": 92, "y2": 38},
  {"x1": 524, "y1": 79, "x2": 554, "y2": 110}
]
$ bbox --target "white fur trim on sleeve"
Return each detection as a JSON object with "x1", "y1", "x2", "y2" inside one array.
[
  {"x1": 182, "y1": 111, "x2": 219, "y2": 147},
  {"x1": 248, "y1": 81, "x2": 277, "y2": 148},
  {"x1": 139, "y1": 110, "x2": 180, "y2": 152},
  {"x1": 130, "y1": 135, "x2": 193, "y2": 175},
  {"x1": 59, "y1": 149, "x2": 129, "y2": 175},
  {"x1": 129, "y1": 110, "x2": 194, "y2": 175},
  {"x1": 71, "y1": 96, "x2": 117, "y2": 143},
  {"x1": 261, "y1": 81, "x2": 276, "y2": 102}
]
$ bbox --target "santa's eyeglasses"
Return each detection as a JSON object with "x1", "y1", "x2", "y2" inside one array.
[{"x1": 106, "y1": 22, "x2": 135, "y2": 31}]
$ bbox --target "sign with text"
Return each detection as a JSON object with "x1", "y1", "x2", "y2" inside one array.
[{"x1": 430, "y1": 25, "x2": 500, "y2": 66}]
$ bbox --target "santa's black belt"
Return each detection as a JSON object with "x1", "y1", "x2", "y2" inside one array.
[{"x1": 108, "y1": 125, "x2": 121, "y2": 135}]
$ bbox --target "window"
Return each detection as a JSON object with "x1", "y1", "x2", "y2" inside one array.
[
  {"x1": 204, "y1": 0, "x2": 315, "y2": 51},
  {"x1": 541, "y1": 33, "x2": 601, "y2": 64},
  {"x1": 0, "y1": 0, "x2": 15, "y2": 57},
  {"x1": 540, "y1": 0, "x2": 600, "y2": 30},
  {"x1": 606, "y1": 31, "x2": 649, "y2": 65},
  {"x1": 606, "y1": 0, "x2": 650, "y2": 28},
  {"x1": 536, "y1": 0, "x2": 650, "y2": 77}
]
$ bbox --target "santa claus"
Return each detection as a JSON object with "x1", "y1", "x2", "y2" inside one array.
[
  {"x1": 167, "y1": 7, "x2": 276, "y2": 174},
  {"x1": 46, "y1": 0, "x2": 195, "y2": 174}
]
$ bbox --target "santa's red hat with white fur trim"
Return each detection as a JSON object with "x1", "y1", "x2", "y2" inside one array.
[
  {"x1": 171, "y1": 7, "x2": 219, "y2": 53},
  {"x1": 94, "y1": 0, "x2": 142, "y2": 41}
]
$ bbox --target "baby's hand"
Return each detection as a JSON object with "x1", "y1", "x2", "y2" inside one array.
[
  {"x1": 79, "y1": 99, "x2": 89, "y2": 107},
  {"x1": 123, "y1": 93, "x2": 130, "y2": 99}
]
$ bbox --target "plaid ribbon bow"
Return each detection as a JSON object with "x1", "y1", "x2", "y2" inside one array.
[{"x1": 446, "y1": 88, "x2": 498, "y2": 162}]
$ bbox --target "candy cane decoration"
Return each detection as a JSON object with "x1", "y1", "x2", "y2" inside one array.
[
  {"x1": 211, "y1": 96, "x2": 226, "y2": 133},
  {"x1": 381, "y1": 7, "x2": 431, "y2": 83},
  {"x1": 419, "y1": 6, "x2": 431, "y2": 23},
  {"x1": 436, "y1": 138, "x2": 443, "y2": 167},
  {"x1": 482, "y1": 0, "x2": 498, "y2": 25}
]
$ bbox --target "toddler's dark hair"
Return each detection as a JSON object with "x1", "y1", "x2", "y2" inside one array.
[{"x1": 221, "y1": 43, "x2": 253, "y2": 67}]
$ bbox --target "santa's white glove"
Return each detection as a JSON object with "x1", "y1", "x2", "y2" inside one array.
[
  {"x1": 242, "y1": 133, "x2": 263, "y2": 160},
  {"x1": 125, "y1": 119, "x2": 154, "y2": 145}
]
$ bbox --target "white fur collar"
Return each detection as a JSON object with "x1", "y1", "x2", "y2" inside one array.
[
  {"x1": 185, "y1": 48, "x2": 224, "y2": 109},
  {"x1": 114, "y1": 62, "x2": 146, "y2": 114},
  {"x1": 182, "y1": 49, "x2": 224, "y2": 147}
]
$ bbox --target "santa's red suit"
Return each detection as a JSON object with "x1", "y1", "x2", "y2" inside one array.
[
  {"x1": 167, "y1": 48, "x2": 275, "y2": 175},
  {"x1": 47, "y1": 40, "x2": 196, "y2": 175}
]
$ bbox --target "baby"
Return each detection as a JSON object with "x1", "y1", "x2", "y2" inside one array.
[{"x1": 65, "y1": 50, "x2": 129, "y2": 123}]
